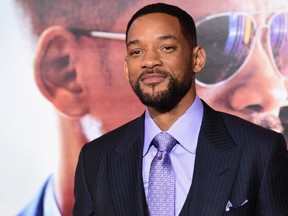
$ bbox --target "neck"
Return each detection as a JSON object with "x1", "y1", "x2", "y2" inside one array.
[
  {"x1": 148, "y1": 92, "x2": 196, "y2": 131},
  {"x1": 54, "y1": 116, "x2": 88, "y2": 216}
]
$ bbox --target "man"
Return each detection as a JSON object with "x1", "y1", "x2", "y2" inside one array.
[
  {"x1": 14, "y1": 0, "x2": 288, "y2": 215},
  {"x1": 73, "y1": 3, "x2": 288, "y2": 216}
]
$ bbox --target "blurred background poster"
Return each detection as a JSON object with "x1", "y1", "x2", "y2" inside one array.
[
  {"x1": 1, "y1": 0, "x2": 288, "y2": 215},
  {"x1": 0, "y1": 1, "x2": 59, "y2": 214}
]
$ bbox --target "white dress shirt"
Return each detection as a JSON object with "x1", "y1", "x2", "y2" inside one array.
[{"x1": 142, "y1": 95, "x2": 204, "y2": 215}]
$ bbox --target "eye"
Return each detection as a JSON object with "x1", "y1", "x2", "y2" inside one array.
[
  {"x1": 129, "y1": 49, "x2": 143, "y2": 57},
  {"x1": 161, "y1": 45, "x2": 176, "y2": 53}
]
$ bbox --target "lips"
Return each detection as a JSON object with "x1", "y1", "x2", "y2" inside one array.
[{"x1": 140, "y1": 73, "x2": 167, "y2": 86}]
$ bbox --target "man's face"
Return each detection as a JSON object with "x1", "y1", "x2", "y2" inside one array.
[{"x1": 125, "y1": 13, "x2": 194, "y2": 113}]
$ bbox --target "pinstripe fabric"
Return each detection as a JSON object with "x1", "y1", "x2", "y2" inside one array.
[
  {"x1": 74, "y1": 101, "x2": 288, "y2": 216},
  {"x1": 74, "y1": 115, "x2": 148, "y2": 216}
]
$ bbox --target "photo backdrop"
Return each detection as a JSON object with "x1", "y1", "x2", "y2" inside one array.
[{"x1": 1, "y1": 0, "x2": 288, "y2": 215}]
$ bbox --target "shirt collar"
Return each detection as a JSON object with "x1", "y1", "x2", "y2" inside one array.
[
  {"x1": 143, "y1": 95, "x2": 203, "y2": 156},
  {"x1": 44, "y1": 175, "x2": 62, "y2": 216}
]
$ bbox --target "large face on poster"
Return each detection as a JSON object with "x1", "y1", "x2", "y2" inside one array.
[
  {"x1": 196, "y1": 5, "x2": 288, "y2": 138},
  {"x1": 17, "y1": 0, "x2": 288, "y2": 139},
  {"x1": 2, "y1": 0, "x2": 288, "y2": 215}
]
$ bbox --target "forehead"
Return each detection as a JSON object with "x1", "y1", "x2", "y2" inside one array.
[
  {"x1": 128, "y1": 13, "x2": 180, "y2": 34},
  {"x1": 113, "y1": 0, "x2": 288, "y2": 32},
  {"x1": 126, "y1": 13, "x2": 183, "y2": 44}
]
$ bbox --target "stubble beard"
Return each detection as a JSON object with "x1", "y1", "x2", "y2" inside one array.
[{"x1": 130, "y1": 69, "x2": 194, "y2": 113}]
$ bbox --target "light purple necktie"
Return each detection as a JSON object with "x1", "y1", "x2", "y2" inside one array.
[{"x1": 148, "y1": 132, "x2": 177, "y2": 216}]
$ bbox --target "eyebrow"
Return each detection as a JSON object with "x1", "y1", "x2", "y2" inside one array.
[
  {"x1": 127, "y1": 39, "x2": 140, "y2": 47},
  {"x1": 126, "y1": 34, "x2": 178, "y2": 47},
  {"x1": 159, "y1": 34, "x2": 177, "y2": 41}
]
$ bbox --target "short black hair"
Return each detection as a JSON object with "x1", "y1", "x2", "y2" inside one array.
[{"x1": 125, "y1": 3, "x2": 197, "y2": 48}]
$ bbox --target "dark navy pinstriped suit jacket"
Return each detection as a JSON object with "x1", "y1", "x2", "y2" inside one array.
[{"x1": 73, "y1": 101, "x2": 288, "y2": 216}]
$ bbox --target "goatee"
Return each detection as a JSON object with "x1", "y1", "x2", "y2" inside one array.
[{"x1": 130, "y1": 69, "x2": 193, "y2": 113}]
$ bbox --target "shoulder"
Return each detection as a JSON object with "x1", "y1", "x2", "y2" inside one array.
[
  {"x1": 76, "y1": 114, "x2": 145, "y2": 187},
  {"x1": 220, "y1": 111, "x2": 284, "y2": 144},
  {"x1": 219, "y1": 111, "x2": 287, "y2": 160},
  {"x1": 80, "y1": 114, "x2": 144, "y2": 160},
  {"x1": 202, "y1": 100, "x2": 286, "y2": 151},
  {"x1": 17, "y1": 177, "x2": 51, "y2": 216}
]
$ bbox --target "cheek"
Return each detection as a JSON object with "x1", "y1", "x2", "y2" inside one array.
[
  {"x1": 80, "y1": 53, "x2": 108, "y2": 95},
  {"x1": 125, "y1": 60, "x2": 141, "y2": 82},
  {"x1": 195, "y1": 84, "x2": 205, "y2": 98},
  {"x1": 196, "y1": 84, "x2": 223, "y2": 102},
  {"x1": 86, "y1": 55, "x2": 142, "y2": 125},
  {"x1": 107, "y1": 41, "x2": 138, "y2": 83},
  {"x1": 166, "y1": 54, "x2": 192, "y2": 74},
  {"x1": 87, "y1": 51, "x2": 136, "y2": 105},
  {"x1": 79, "y1": 42, "x2": 128, "y2": 103}
]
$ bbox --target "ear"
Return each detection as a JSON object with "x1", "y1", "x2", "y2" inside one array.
[
  {"x1": 34, "y1": 26, "x2": 88, "y2": 117},
  {"x1": 192, "y1": 45, "x2": 206, "y2": 73},
  {"x1": 124, "y1": 56, "x2": 129, "y2": 81}
]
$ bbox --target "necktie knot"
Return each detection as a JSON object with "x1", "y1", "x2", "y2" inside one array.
[{"x1": 153, "y1": 132, "x2": 177, "y2": 153}]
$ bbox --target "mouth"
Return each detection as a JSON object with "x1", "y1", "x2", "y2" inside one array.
[{"x1": 140, "y1": 73, "x2": 168, "y2": 87}]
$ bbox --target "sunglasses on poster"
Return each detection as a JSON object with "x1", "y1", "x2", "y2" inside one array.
[{"x1": 71, "y1": 10, "x2": 288, "y2": 86}]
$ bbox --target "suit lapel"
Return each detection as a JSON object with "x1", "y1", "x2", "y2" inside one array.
[
  {"x1": 181, "y1": 102, "x2": 244, "y2": 216},
  {"x1": 108, "y1": 114, "x2": 149, "y2": 216},
  {"x1": 106, "y1": 102, "x2": 244, "y2": 215}
]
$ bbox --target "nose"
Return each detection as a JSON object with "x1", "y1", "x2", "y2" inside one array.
[
  {"x1": 228, "y1": 40, "x2": 287, "y2": 114},
  {"x1": 140, "y1": 49, "x2": 162, "y2": 69}
]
